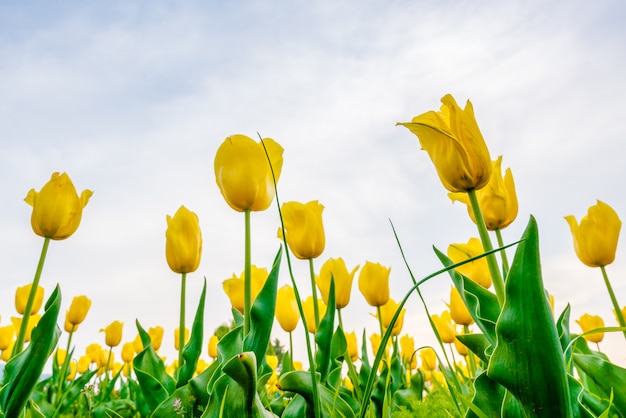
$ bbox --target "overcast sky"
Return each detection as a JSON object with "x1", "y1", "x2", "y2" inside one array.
[{"x1": 1, "y1": 0, "x2": 626, "y2": 368}]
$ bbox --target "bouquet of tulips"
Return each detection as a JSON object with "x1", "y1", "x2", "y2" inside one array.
[{"x1": 1, "y1": 94, "x2": 625, "y2": 418}]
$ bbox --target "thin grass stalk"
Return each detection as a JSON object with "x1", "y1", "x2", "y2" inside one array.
[
  {"x1": 600, "y1": 265, "x2": 626, "y2": 339},
  {"x1": 494, "y1": 228, "x2": 510, "y2": 277}
]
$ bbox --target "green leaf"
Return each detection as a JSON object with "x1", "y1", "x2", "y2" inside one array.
[
  {"x1": 315, "y1": 277, "x2": 336, "y2": 384},
  {"x1": 487, "y1": 216, "x2": 572, "y2": 417},
  {"x1": 178, "y1": 278, "x2": 207, "y2": 388},
  {"x1": 456, "y1": 333, "x2": 490, "y2": 364},
  {"x1": 393, "y1": 371, "x2": 424, "y2": 409},
  {"x1": 573, "y1": 353, "x2": 626, "y2": 413},
  {"x1": 465, "y1": 372, "x2": 505, "y2": 418},
  {"x1": 0, "y1": 285, "x2": 62, "y2": 417},
  {"x1": 243, "y1": 249, "x2": 282, "y2": 369},
  {"x1": 150, "y1": 384, "x2": 195, "y2": 418},
  {"x1": 132, "y1": 320, "x2": 176, "y2": 410}
]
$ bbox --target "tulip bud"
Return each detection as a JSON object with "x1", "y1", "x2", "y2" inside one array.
[
  {"x1": 223, "y1": 265, "x2": 269, "y2": 313},
  {"x1": 24, "y1": 172, "x2": 92, "y2": 240},
  {"x1": 565, "y1": 200, "x2": 621, "y2": 268},
  {"x1": 174, "y1": 327, "x2": 189, "y2": 351},
  {"x1": 302, "y1": 296, "x2": 326, "y2": 333},
  {"x1": 316, "y1": 258, "x2": 359, "y2": 309},
  {"x1": 165, "y1": 206, "x2": 202, "y2": 274},
  {"x1": 358, "y1": 261, "x2": 391, "y2": 307},
  {"x1": 208, "y1": 335, "x2": 219, "y2": 359},
  {"x1": 447, "y1": 238, "x2": 491, "y2": 288},
  {"x1": 345, "y1": 331, "x2": 358, "y2": 362},
  {"x1": 398, "y1": 94, "x2": 492, "y2": 192},
  {"x1": 0, "y1": 324, "x2": 15, "y2": 351},
  {"x1": 576, "y1": 314, "x2": 605, "y2": 344},
  {"x1": 377, "y1": 298, "x2": 406, "y2": 336},
  {"x1": 122, "y1": 342, "x2": 135, "y2": 363},
  {"x1": 449, "y1": 287, "x2": 474, "y2": 326},
  {"x1": 454, "y1": 337, "x2": 469, "y2": 357},
  {"x1": 15, "y1": 284, "x2": 44, "y2": 315},
  {"x1": 214, "y1": 134, "x2": 284, "y2": 212},
  {"x1": 278, "y1": 200, "x2": 326, "y2": 260},
  {"x1": 420, "y1": 348, "x2": 437, "y2": 372},
  {"x1": 432, "y1": 311, "x2": 456, "y2": 344},
  {"x1": 399, "y1": 334, "x2": 415, "y2": 365},
  {"x1": 66, "y1": 295, "x2": 92, "y2": 328},
  {"x1": 101, "y1": 321, "x2": 123, "y2": 348},
  {"x1": 148, "y1": 326, "x2": 164, "y2": 351},
  {"x1": 275, "y1": 285, "x2": 300, "y2": 333}
]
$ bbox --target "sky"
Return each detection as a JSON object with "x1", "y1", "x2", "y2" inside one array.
[{"x1": 1, "y1": 0, "x2": 626, "y2": 369}]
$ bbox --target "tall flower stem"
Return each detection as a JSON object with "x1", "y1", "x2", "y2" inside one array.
[
  {"x1": 56, "y1": 326, "x2": 75, "y2": 401},
  {"x1": 463, "y1": 324, "x2": 476, "y2": 378},
  {"x1": 13, "y1": 236, "x2": 51, "y2": 357},
  {"x1": 178, "y1": 272, "x2": 187, "y2": 368},
  {"x1": 244, "y1": 209, "x2": 252, "y2": 336},
  {"x1": 308, "y1": 258, "x2": 320, "y2": 328},
  {"x1": 288, "y1": 331, "x2": 294, "y2": 370},
  {"x1": 600, "y1": 266, "x2": 626, "y2": 339},
  {"x1": 376, "y1": 306, "x2": 385, "y2": 337},
  {"x1": 494, "y1": 228, "x2": 510, "y2": 277},
  {"x1": 467, "y1": 189, "x2": 505, "y2": 305}
]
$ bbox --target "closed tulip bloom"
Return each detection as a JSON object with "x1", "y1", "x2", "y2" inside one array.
[
  {"x1": 432, "y1": 311, "x2": 456, "y2": 344},
  {"x1": 370, "y1": 333, "x2": 388, "y2": 359},
  {"x1": 0, "y1": 324, "x2": 15, "y2": 351},
  {"x1": 377, "y1": 298, "x2": 406, "y2": 336},
  {"x1": 223, "y1": 265, "x2": 269, "y2": 313},
  {"x1": 214, "y1": 134, "x2": 284, "y2": 212},
  {"x1": 122, "y1": 342, "x2": 135, "y2": 363},
  {"x1": 66, "y1": 361, "x2": 77, "y2": 381},
  {"x1": 358, "y1": 261, "x2": 391, "y2": 307},
  {"x1": 24, "y1": 172, "x2": 93, "y2": 240},
  {"x1": 56, "y1": 348, "x2": 67, "y2": 366},
  {"x1": 615, "y1": 307, "x2": 626, "y2": 324},
  {"x1": 148, "y1": 326, "x2": 164, "y2": 351},
  {"x1": 576, "y1": 314, "x2": 605, "y2": 344},
  {"x1": 275, "y1": 285, "x2": 300, "y2": 332},
  {"x1": 316, "y1": 258, "x2": 359, "y2": 309},
  {"x1": 208, "y1": 335, "x2": 219, "y2": 359},
  {"x1": 345, "y1": 331, "x2": 358, "y2": 362},
  {"x1": 397, "y1": 94, "x2": 492, "y2": 192},
  {"x1": 85, "y1": 343, "x2": 105, "y2": 364},
  {"x1": 66, "y1": 295, "x2": 92, "y2": 328},
  {"x1": 132, "y1": 334, "x2": 143, "y2": 354},
  {"x1": 447, "y1": 238, "x2": 492, "y2": 288},
  {"x1": 12, "y1": 315, "x2": 40, "y2": 342},
  {"x1": 77, "y1": 355, "x2": 91, "y2": 374},
  {"x1": 303, "y1": 296, "x2": 326, "y2": 333},
  {"x1": 1, "y1": 341, "x2": 15, "y2": 362},
  {"x1": 165, "y1": 206, "x2": 202, "y2": 274},
  {"x1": 101, "y1": 320, "x2": 123, "y2": 348},
  {"x1": 15, "y1": 284, "x2": 44, "y2": 315},
  {"x1": 449, "y1": 156, "x2": 518, "y2": 230},
  {"x1": 565, "y1": 200, "x2": 621, "y2": 268},
  {"x1": 399, "y1": 334, "x2": 416, "y2": 365},
  {"x1": 454, "y1": 337, "x2": 469, "y2": 357},
  {"x1": 449, "y1": 287, "x2": 474, "y2": 326},
  {"x1": 174, "y1": 327, "x2": 189, "y2": 351},
  {"x1": 420, "y1": 348, "x2": 437, "y2": 372},
  {"x1": 279, "y1": 200, "x2": 325, "y2": 260}
]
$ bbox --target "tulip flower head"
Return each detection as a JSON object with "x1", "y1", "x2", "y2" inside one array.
[
  {"x1": 399, "y1": 334, "x2": 416, "y2": 367},
  {"x1": 397, "y1": 94, "x2": 492, "y2": 193},
  {"x1": 303, "y1": 296, "x2": 326, "y2": 333},
  {"x1": 15, "y1": 284, "x2": 44, "y2": 315},
  {"x1": 208, "y1": 335, "x2": 219, "y2": 359},
  {"x1": 449, "y1": 156, "x2": 518, "y2": 230},
  {"x1": 175, "y1": 327, "x2": 190, "y2": 351},
  {"x1": 447, "y1": 238, "x2": 492, "y2": 288},
  {"x1": 419, "y1": 347, "x2": 437, "y2": 372},
  {"x1": 0, "y1": 324, "x2": 15, "y2": 351},
  {"x1": 358, "y1": 261, "x2": 391, "y2": 307},
  {"x1": 66, "y1": 295, "x2": 92, "y2": 329},
  {"x1": 345, "y1": 331, "x2": 358, "y2": 362},
  {"x1": 576, "y1": 314, "x2": 605, "y2": 344},
  {"x1": 24, "y1": 172, "x2": 93, "y2": 240},
  {"x1": 11, "y1": 315, "x2": 40, "y2": 343},
  {"x1": 278, "y1": 200, "x2": 326, "y2": 260},
  {"x1": 377, "y1": 298, "x2": 406, "y2": 336},
  {"x1": 148, "y1": 326, "x2": 164, "y2": 351},
  {"x1": 122, "y1": 342, "x2": 135, "y2": 364},
  {"x1": 449, "y1": 287, "x2": 474, "y2": 326},
  {"x1": 223, "y1": 265, "x2": 269, "y2": 313},
  {"x1": 275, "y1": 284, "x2": 300, "y2": 333},
  {"x1": 565, "y1": 200, "x2": 621, "y2": 268},
  {"x1": 454, "y1": 337, "x2": 469, "y2": 357},
  {"x1": 101, "y1": 320, "x2": 123, "y2": 348},
  {"x1": 432, "y1": 311, "x2": 456, "y2": 344},
  {"x1": 214, "y1": 134, "x2": 284, "y2": 212},
  {"x1": 316, "y1": 258, "x2": 359, "y2": 309},
  {"x1": 165, "y1": 206, "x2": 202, "y2": 274}
]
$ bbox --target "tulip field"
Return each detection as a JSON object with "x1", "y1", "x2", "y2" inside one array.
[{"x1": 2, "y1": 94, "x2": 626, "y2": 417}]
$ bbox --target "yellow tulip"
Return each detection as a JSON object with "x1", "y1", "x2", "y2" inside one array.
[
  {"x1": 399, "y1": 334, "x2": 416, "y2": 365},
  {"x1": 275, "y1": 285, "x2": 300, "y2": 333},
  {"x1": 85, "y1": 343, "x2": 104, "y2": 363},
  {"x1": 196, "y1": 358, "x2": 209, "y2": 376},
  {"x1": 266, "y1": 355, "x2": 279, "y2": 371},
  {"x1": 377, "y1": 298, "x2": 406, "y2": 336},
  {"x1": 303, "y1": 296, "x2": 326, "y2": 333},
  {"x1": 77, "y1": 355, "x2": 91, "y2": 374},
  {"x1": 11, "y1": 315, "x2": 40, "y2": 342},
  {"x1": 397, "y1": 94, "x2": 492, "y2": 192},
  {"x1": 56, "y1": 348, "x2": 67, "y2": 366},
  {"x1": 449, "y1": 156, "x2": 518, "y2": 230},
  {"x1": 432, "y1": 311, "x2": 456, "y2": 344},
  {"x1": 279, "y1": 200, "x2": 325, "y2": 260},
  {"x1": 132, "y1": 334, "x2": 143, "y2": 353},
  {"x1": 316, "y1": 258, "x2": 359, "y2": 309},
  {"x1": 565, "y1": 200, "x2": 621, "y2": 268},
  {"x1": 122, "y1": 342, "x2": 135, "y2": 364},
  {"x1": 175, "y1": 327, "x2": 190, "y2": 351},
  {"x1": 576, "y1": 314, "x2": 605, "y2": 344},
  {"x1": 615, "y1": 307, "x2": 626, "y2": 324},
  {"x1": 447, "y1": 238, "x2": 492, "y2": 288},
  {"x1": 358, "y1": 261, "x2": 391, "y2": 307},
  {"x1": 146, "y1": 326, "x2": 163, "y2": 351},
  {"x1": 214, "y1": 134, "x2": 284, "y2": 212},
  {"x1": 369, "y1": 333, "x2": 388, "y2": 359},
  {"x1": 449, "y1": 287, "x2": 474, "y2": 326},
  {"x1": 208, "y1": 335, "x2": 219, "y2": 359},
  {"x1": 15, "y1": 284, "x2": 44, "y2": 315},
  {"x1": 1, "y1": 340, "x2": 15, "y2": 362},
  {"x1": 223, "y1": 265, "x2": 269, "y2": 313},
  {"x1": 66, "y1": 295, "x2": 92, "y2": 328},
  {"x1": 419, "y1": 348, "x2": 437, "y2": 372},
  {"x1": 24, "y1": 172, "x2": 92, "y2": 240},
  {"x1": 0, "y1": 324, "x2": 15, "y2": 351},
  {"x1": 345, "y1": 331, "x2": 358, "y2": 362},
  {"x1": 454, "y1": 336, "x2": 469, "y2": 357},
  {"x1": 101, "y1": 320, "x2": 123, "y2": 348},
  {"x1": 165, "y1": 206, "x2": 202, "y2": 274},
  {"x1": 66, "y1": 361, "x2": 77, "y2": 381}
]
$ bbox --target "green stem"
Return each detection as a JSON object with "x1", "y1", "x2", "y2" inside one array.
[
  {"x1": 289, "y1": 331, "x2": 294, "y2": 371},
  {"x1": 463, "y1": 325, "x2": 476, "y2": 378},
  {"x1": 178, "y1": 272, "x2": 187, "y2": 368},
  {"x1": 495, "y1": 228, "x2": 510, "y2": 278},
  {"x1": 308, "y1": 258, "x2": 320, "y2": 328},
  {"x1": 467, "y1": 189, "x2": 505, "y2": 305},
  {"x1": 376, "y1": 306, "x2": 384, "y2": 337},
  {"x1": 12, "y1": 236, "x2": 51, "y2": 357},
  {"x1": 600, "y1": 266, "x2": 626, "y2": 339},
  {"x1": 56, "y1": 326, "x2": 75, "y2": 402},
  {"x1": 244, "y1": 209, "x2": 252, "y2": 336}
]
